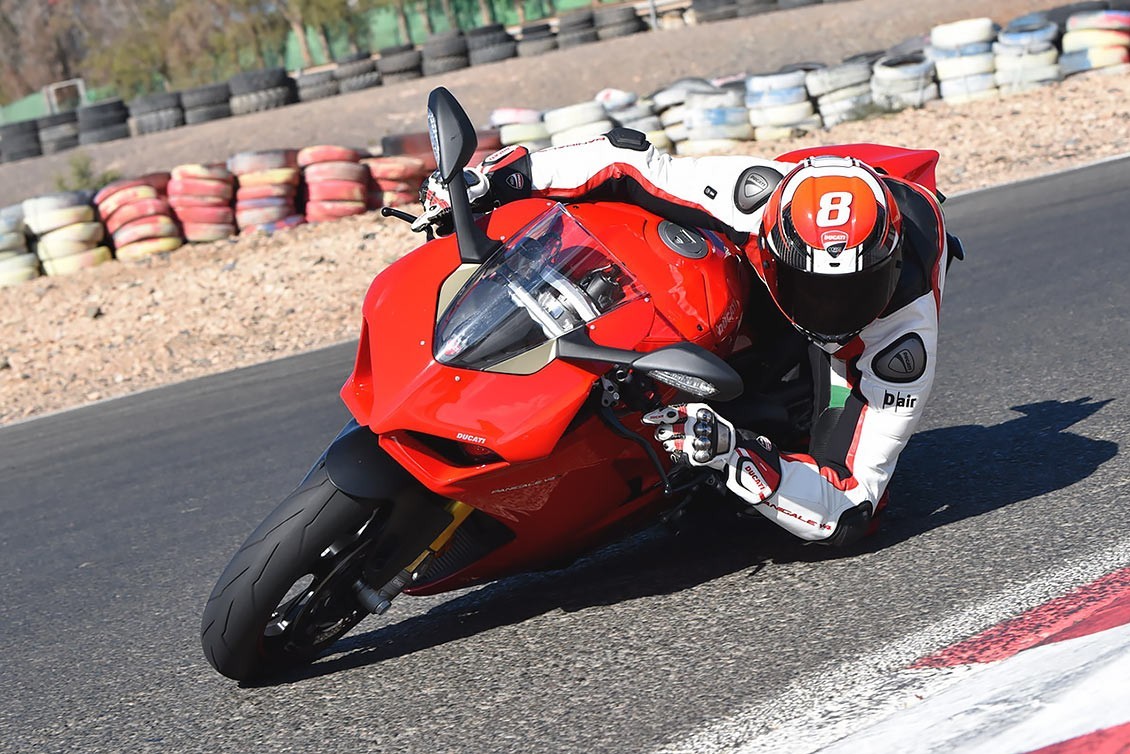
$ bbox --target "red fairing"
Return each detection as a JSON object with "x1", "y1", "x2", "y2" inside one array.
[{"x1": 777, "y1": 143, "x2": 941, "y2": 193}]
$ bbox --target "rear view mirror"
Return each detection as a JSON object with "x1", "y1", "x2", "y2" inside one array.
[{"x1": 426, "y1": 87, "x2": 479, "y2": 185}]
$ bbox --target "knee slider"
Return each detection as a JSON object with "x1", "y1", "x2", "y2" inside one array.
[{"x1": 823, "y1": 501, "x2": 874, "y2": 547}]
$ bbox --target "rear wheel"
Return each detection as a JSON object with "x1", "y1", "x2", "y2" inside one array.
[{"x1": 200, "y1": 464, "x2": 378, "y2": 681}]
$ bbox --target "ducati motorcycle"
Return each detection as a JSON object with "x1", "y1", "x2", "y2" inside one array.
[{"x1": 200, "y1": 87, "x2": 944, "y2": 681}]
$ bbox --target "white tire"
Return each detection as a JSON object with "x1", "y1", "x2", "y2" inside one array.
[
  {"x1": 0, "y1": 230, "x2": 27, "y2": 252},
  {"x1": 489, "y1": 107, "x2": 543, "y2": 126},
  {"x1": 934, "y1": 53, "x2": 996, "y2": 79},
  {"x1": 664, "y1": 122, "x2": 689, "y2": 142},
  {"x1": 994, "y1": 48, "x2": 1059, "y2": 70},
  {"x1": 549, "y1": 119, "x2": 615, "y2": 146},
  {"x1": 1062, "y1": 29, "x2": 1130, "y2": 53},
  {"x1": 873, "y1": 75, "x2": 937, "y2": 95},
  {"x1": 0, "y1": 264, "x2": 39, "y2": 287},
  {"x1": 748, "y1": 100, "x2": 815, "y2": 127},
  {"x1": 622, "y1": 116, "x2": 664, "y2": 132},
  {"x1": 754, "y1": 116, "x2": 822, "y2": 141},
  {"x1": 871, "y1": 53, "x2": 935, "y2": 82},
  {"x1": 685, "y1": 89, "x2": 744, "y2": 109},
  {"x1": 686, "y1": 122, "x2": 755, "y2": 141},
  {"x1": 21, "y1": 191, "x2": 89, "y2": 217},
  {"x1": 36, "y1": 234, "x2": 102, "y2": 260},
  {"x1": 607, "y1": 102, "x2": 655, "y2": 123},
  {"x1": 942, "y1": 88, "x2": 999, "y2": 105},
  {"x1": 40, "y1": 221, "x2": 105, "y2": 244},
  {"x1": 675, "y1": 138, "x2": 747, "y2": 156},
  {"x1": 594, "y1": 87, "x2": 638, "y2": 111},
  {"x1": 994, "y1": 64, "x2": 1062, "y2": 86},
  {"x1": 543, "y1": 101, "x2": 607, "y2": 134},
  {"x1": 659, "y1": 105, "x2": 687, "y2": 126},
  {"x1": 744, "y1": 85, "x2": 809, "y2": 108},
  {"x1": 0, "y1": 250, "x2": 39, "y2": 274},
  {"x1": 684, "y1": 106, "x2": 750, "y2": 128},
  {"x1": 939, "y1": 72, "x2": 997, "y2": 98},
  {"x1": 500, "y1": 122, "x2": 549, "y2": 144},
  {"x1": 24, "y1": 204, "x2": 95, "y2": 236},
  {"x1": 873, "y1": 83, "x2": 940, "y2": 110},
  {"x1": 994, "y1": 40, "x2": 1055, "y2": 56},
  {"x1": 646, "y1": 130, "x2": 673, "y2": 150},
  {"x1": 745, "y1": 69, "x2": 807, "y2": 92},
  {"x1": 805, "y1": 62, "x2": 872, "y2": 97},
  {"x1": 42, "y1": 246, "x2": 112, "y2": 276},
  {"x1": 930, "y1": 17, "x2": 997, "y2": 48},
  {"x1": 817, "y1": 82, "x2": 872, "y2": 107}
]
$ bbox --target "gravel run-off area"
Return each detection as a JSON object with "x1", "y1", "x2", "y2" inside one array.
[{"x1": 2, "y1": 12, "x2": 1130, "y2": 426}]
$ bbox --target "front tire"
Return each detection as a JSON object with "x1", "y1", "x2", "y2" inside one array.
[{"x1": 200, "y1": 464, "x2": 376, "y2": 681}]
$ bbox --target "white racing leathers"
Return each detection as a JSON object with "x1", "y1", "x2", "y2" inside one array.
[{"x1": 481, "y1": 133, "x2": 951, "y2": 546}]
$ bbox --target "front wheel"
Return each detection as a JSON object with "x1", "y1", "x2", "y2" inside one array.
[{"x1": 200, "y1": 464, "x2": 377, "y2": 681}]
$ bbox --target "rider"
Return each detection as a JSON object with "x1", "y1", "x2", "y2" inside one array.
[{"x1": 415, "y1": 127, "x2": 958, "y2": 547}]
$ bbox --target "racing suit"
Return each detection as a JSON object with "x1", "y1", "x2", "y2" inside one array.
[{"x1": 471, "y1": 129, "x2": 954, "y2": 546}]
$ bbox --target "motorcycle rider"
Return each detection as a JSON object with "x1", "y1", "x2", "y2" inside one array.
[{"x1": 414, "y1": 126, "x2": 958, "y2": 547}]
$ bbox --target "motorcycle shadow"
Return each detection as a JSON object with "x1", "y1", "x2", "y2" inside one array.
[{"x1": 249, "y1": 396, "x2": 1116, "y2": 686}]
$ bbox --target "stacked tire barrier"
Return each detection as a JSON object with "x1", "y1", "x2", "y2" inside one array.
[
  {"x1": 181, "y1": 83, "x2": 232, "y2": 125},
  {"x1": 0, "y1": 120, "x2": 41, "y2": 162},
  {"x1": 96, "y1": 174, "x2": 183, "y2": 262},
  {"x1": 334, "y1": 53, "x2": 383, "y2": 93},
  {"x1": 24, "y1": 191, "x2": 112, "y2": 275},
  {"x1": 746, "y1": 68, "x2": 821, "y2": 141},
  {"x1": 737, "y1": 0, "x2": 778, "y2": 17},
  {"x1": 129, "y1": 92, "x2": 184, "y2": 136},
  {"x1": 602, "y1": 88, "x2": 671, "y2": 151},
  {"x1": 808, "y1": 56, "x2": 877, "y2": 127},
  {"x1": 0, "y1": 205, "x2": 38, "y2": 286},
  {"x1": 168, "y1": 164, "x2": 237, "y2": 243},
  {"x1": 296, "y1": 70, "x2": 340, "y2": 103},
  {"x1": 299, "y1": 146, "x2": 371, "y2": 223},
  {"x1": 593, "y1": 4, "x2": 646, "y2": 40},
  {"x1": 690, "y1": 0, "x2": 738, "y2": 24},
  {"x1": 544, "y1": 100, "x2": 614, "y2": 147},
  {"x1": 78, "y1": 99, "x2": 131, "y2": 145},
  {"x1": 1060, "y1": 9, "x2": 1130, "y2": 76},
  {"x1": 994, "y1": 13, "x2": 1062, "y2": 94},
  {"x1": 467, "y1": 24, "x2": 518, "y2": 66},
  {"x1": 680, "y1": 87, "x2": 753, "y2": 154},
  {"x1": 929, "y1": 17, "x2": 1000, "y2": 103},
  {"x1": 517, "y1": 23, "x2": 557, "y2": 57},
  {"x1": 556, "y1": 9, "x2": 600, "y2": 49},
  {"x1": 422, "y1": 32, "x2": 470, "y2": 76},
  {"x1": 493, "y1": 108, "x2": 550, "y2": 150},
  {"x1": 871, "y1": 52, "x2": 938, "y2": 111},
  {"x1": 229, "y1": 68, "x2": 296, "y2": 116},
  {"x1": 362, "y1": 156, "x2": 429, "y2": 209},
  {"x1": 229, "y1": 150, "x2": 305, "y2": 235},
  {"x1": 649, "y1": 77, "x2": 717, "y2": 150},
  {"x1": 37, "y1": 112, "x2": 80, "y2": 155},
  {"x1": 377, "y1": 44, "x2": 423, "y2": 83}
]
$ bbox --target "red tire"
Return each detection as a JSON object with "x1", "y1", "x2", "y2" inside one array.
[
  {"x1": 382, "y1": 190, "x2": 420, "y2": 207},
  {"x1": 172, "y1": 205, "x2": 235, "y2": 225},
  {"x1": 373, "y1": 178, "x2": 418, "y2": 193},
  {"x1": 172, "y1": 163, "x2": 232, "y2": 182},
  {"x1": 235, "y1": 197, "x2": 294, "y2": 212},
  {"x1": 303, "y1": 161, "x2": 369, "y2": 183},
  {"x1": 228, "y1": 149, "x2": 299, "y2": 175},
  {"x1": 94, "y1": 172, "x2": 171, "y2": 206},
  {"x1": 306, "y1": 180, "x2": 368, "y2": 202},
  {"x1": 236, "y1": 184, "x2": 297, "y2": 201},
  {"x1": 112, "y1": 215, "x2": 180, "y2": 247},
  {"x1": 98, "y1": 186, "x2": 160, "y2": 221},
  {"x1": 236, "y1": 168, "x2": 301, "y2": 187},
  {"x1": 104, "y1": 198, "x2": 172, "y2": 235},
  {"x1": 168, "y1": 194, "x2": 231, "y2": 209},
  {"x1": 361, "y1": 155, "x2": 428, "y2": 181},
  {"x1": 305, "y1": 200, "x2": 368, "y2": 222},
  {"x1": 183, "y1": 223, "x2": 237, "y2": 242},
  {"x1": 168, "y1": 177, "x2": 234, "y2": 200},
  {"x1": 236, "y1": 205, "x2": 292, "y2": 227},
  {"x1": 297, "y1": 145, "x2": 364, "y2": 167}
]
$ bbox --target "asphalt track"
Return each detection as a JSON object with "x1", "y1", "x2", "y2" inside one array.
[{"x1": 1, "y1": 157, "x2": 1128, "y2": 753}]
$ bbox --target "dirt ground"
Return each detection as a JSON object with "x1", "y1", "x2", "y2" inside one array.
[
  {"x1": 3, "y1": 0, "x2": 1130, "y2": 426},
  {"x1": 0, "y1": 0, "x2": 1067, "y2": 204}
]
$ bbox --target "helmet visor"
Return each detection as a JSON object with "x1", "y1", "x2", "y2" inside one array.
[{"x1": 772, "y1": 254, "x2": 899, "y2": 343}]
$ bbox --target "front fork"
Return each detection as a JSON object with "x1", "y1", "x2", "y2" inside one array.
[{"x1": 353, "y1": 500, "x2": 475, "y2": 615}]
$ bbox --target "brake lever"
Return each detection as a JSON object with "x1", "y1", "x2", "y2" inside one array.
[{"x1": 380, "y1": 206, "x2": 434, "y2": 241}]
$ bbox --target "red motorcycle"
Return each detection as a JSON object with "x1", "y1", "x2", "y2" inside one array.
[{"x1": 200, "y1": 87, "x2": 943, "y2": 681}]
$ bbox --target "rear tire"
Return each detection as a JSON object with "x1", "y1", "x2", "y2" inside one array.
[{"x1": 200, "y1": 464, "x2": 376, "y2": 681}]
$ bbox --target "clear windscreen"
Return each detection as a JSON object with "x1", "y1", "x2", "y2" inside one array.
[{"x1": 435, "y1": 204, "x2": 646, "y2": 370}]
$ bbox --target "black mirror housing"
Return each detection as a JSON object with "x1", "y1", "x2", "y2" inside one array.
[{"x1": 427, "y1": 87, "x2": 479, "y2": 185}]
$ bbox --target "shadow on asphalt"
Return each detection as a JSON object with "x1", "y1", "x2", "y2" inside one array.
[{"x1": 245, "y1": 396, "x2": 1117, "y2": 687}]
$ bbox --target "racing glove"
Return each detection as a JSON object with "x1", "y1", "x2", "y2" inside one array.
[
  {"x1": 643, "y1": 403, "x2": 782, "y2": 504},
  {"x1": 411, "y1": 166, "x2": 491, "y2": 234}
]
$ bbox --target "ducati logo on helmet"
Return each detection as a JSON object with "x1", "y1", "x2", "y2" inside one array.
[{"x1": 820, "y1": 230, "x2": 849, "y2": 257}]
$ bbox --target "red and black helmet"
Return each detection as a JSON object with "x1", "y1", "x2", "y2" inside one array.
[{"x1": 756, "y1": 155, "x2": 903, "y2": 345}]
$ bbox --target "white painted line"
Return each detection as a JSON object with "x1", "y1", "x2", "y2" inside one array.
[{"x1": 654, "y1": 537, "x2": 1130, "y2": 754}]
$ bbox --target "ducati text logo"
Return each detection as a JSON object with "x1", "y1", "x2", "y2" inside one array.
[
  {"x1": 506, "y1": 173, "x2": 525, "y2": 190},
  {"x1": 743, "y1": 172, "x2": 769, "y2": 196},
  {"x1": 883, "y1": 391, "x2": 918, "y2": 411},
  {"x1": 482, "y1": 145, "x2": 516, "y2": 166},
  {"x1": 887, "y1": 348, "x2": 916, "y2": 375},
  {"x1": 456, "y1": 432, "x2": 487, "y2": 445},
  {"x1": 821, "y1": 230, "x2": 849, "y2": 256}
]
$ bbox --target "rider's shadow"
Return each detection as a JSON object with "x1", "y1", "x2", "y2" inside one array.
[{"x1": 251, "y1": 397, "x2": 1116, "y2": 685}]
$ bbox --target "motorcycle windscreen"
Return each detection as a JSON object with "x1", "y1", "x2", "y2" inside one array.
[{"x1": 435, "y1": 204, "x2": 647, "y2": 371}]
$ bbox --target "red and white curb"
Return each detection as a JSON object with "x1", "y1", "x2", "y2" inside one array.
[{"x1": 657, "y1": 540, "x2": 1130, "y2": 754}]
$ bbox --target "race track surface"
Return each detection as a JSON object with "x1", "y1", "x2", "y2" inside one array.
[{"x1": 1, "y1": 158, "x2": 1127, "y2": 752}]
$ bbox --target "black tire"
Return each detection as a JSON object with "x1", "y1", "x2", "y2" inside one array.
[
  {"x1": 778, "y1": 0, "x2": 818, "y2": 6},
  {"x1": 695, "y1": 4, "x2": 738, "y2": 22},
  {"x1": 129, "y1": 91, "x2": 182, "y2": 116},
  {"x1": 466, "y1": 30, "x2": 514, "y2": 50},
  {"x1": 335, "y1": 50, "x2": 371, "y2": 64},
  {"x1": 469, "y1": 40, "x2": 517, "y2": 65},
  {"x1": 40, "y1": 135, "x2": 79, "y2": 155},
  {"x1": 38, "y1": 122, "x2": 79, "y2": 141},
  {"x1": 467, "y1": 22, "x2": 506, "y2": 37},
  {"x1": 379, "y1": 44, "x2": 415, "y2": 56},
  {"x1": 422, "y1": 54, "x2": 471, "y2": 75},
  {"x1": 382, "y1": 70, "x2": 424, "y2": 84},
  {"x1": 338, "y1": 71, "x2": 382, "y2": 92},
  {"x1": 597, "y1": 19, "x2": 645, "y2": 38},
  {"x1": 181, "y1": 82, "x2": 230, "y2": 109},
  {"x1": 334, "y1": 58, "x2": 376, "y2": 80},
  {"x1": 517, "y1": 36, "x2": 558, "y2": 56},
  {"x1": 200, "y1": 466, "x2": 376, "y2": 681},
  {"x1": 377, "y1": 49, "x2": 422, "y2": 74},
  {"x1": 298, "y1": 80, "x2": 341, "y2": 102},
  {"x1": 136, "y1": 107, "x2": 185, "y2": 134},
  {"x1": 2, "y1": 146, "x2": 42, "y2": 163},
  {"x1": 185, "y1": 103, "x2": 232, "y2": 125},
  {"x1": 229, "y1": 67, "x2": 288, "y2": 96},
  {"x1": 230, "y1": 85, "x2": 294, "y2": 115},
  {"x1": 737, "y1": 2, "x2": 775, "y2": 16},
  {"x1": 0, "y1": 120, "x2": 39, "y2": 139},
  {"x1": 556, "y1": 27, "x2": 600, "y2": 47},
  {"x1": 78, "y1": 122, "x2": 131, "y2": 145},
  {"x1": 594, "y1": 5, "x2": 639, "y2": 26},
  {"x1": 296, "y1": 70, "x2": 336, "y2": 88},
  {"x1": 423, "y1": 33, "x2": 468, "y2": 57},
  {"x1": 557, "y1": 9, "x2": 594, "y2": 30},
  {"x1": 521, "y1": 22, "x2": 552, "y2": 36},
  {"x1": 77, "y1": 102, "x2": 128, "y2": 130},
  {"x1": 36, "y1": 111, "x2": 78, "y2": 129}
]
